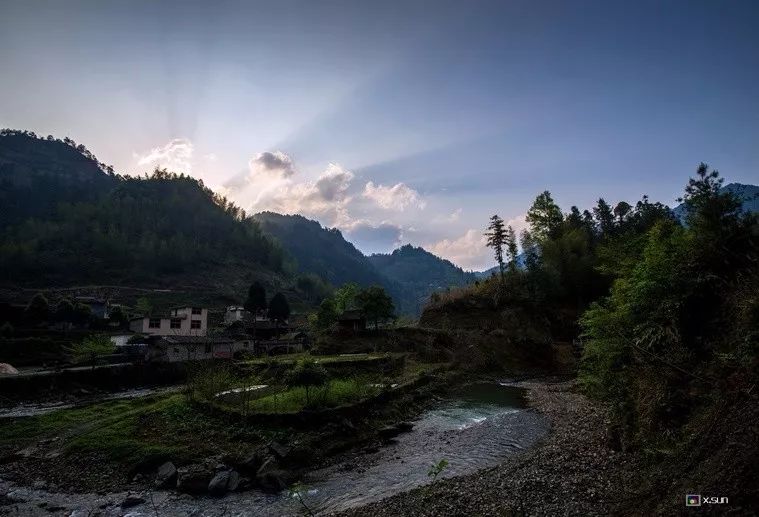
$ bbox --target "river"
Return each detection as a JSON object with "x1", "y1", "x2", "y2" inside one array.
[{"x1": 0, "y1": 382, "x2": 548, "y2": 516}]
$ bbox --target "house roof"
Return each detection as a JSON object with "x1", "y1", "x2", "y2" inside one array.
[
  {"x1": 158, "y1": 336, "x2": 235, "y2": 345},
  {"x1": 280, "y1": 331, "x2": 307, "y2": 340}
]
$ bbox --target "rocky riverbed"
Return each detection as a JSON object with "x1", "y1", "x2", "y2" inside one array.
[{"x1": 336, "y1": 379, "x2": 645, "y2": 517}]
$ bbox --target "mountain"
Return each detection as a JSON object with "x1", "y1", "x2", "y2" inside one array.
[
  {"x1": 0, "y1": 130, "x2": 289, "y2": 304},
  {"x1": 253, "y1": 211, "x2": 390, "y2": 289},
  {"x1": 368, "y1": 245, "x2": 476, "y2": 314},
  {"x1": 672, "y1": 182, "x2": 759, "y2": 222}
]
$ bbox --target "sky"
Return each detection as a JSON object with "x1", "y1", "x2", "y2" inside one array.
[{"x1": 1, "y1": 0, "x2": 758, "y2": 270}]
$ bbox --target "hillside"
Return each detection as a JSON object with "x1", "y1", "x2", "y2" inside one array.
[
  {"x1": 368, "y1": 245, "x2": 476, "y2": 314},
  {"x1": 0, "y1": 130, "x2": 292, "y2": 306},
  {"x1": 253, "y1": 212, "x2": 389, "y2": 289}
]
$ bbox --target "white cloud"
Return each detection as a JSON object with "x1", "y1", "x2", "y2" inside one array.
[
  {"x1": 362, "y1": 181, "x2": 425, "y2": 211},
  {"x1": 427, "y1": 229, "x2": 490, "y2": 270},
  {"x1": 134, "y1": 138, "x2": 194, "y2": 174},
  {"x1": 253, "y1": 163, "x2": 356, "y2": 227}
]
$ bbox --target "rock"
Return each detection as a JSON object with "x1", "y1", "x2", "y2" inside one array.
[
  {"x1": 227, "y1": 470, "x2": 240, "y2": 492},
  {"x1": 15, "y1": 446, "x2": 38, "y2": 459},
  {"x1": 268, "y1": 441, "x2": 292, "y2": 460},
  {"x1": 121, "y1": 495, "x2": 145, "y2": 508},
  {"x1": 154, "y1": 461, "x2": 178, "y2": 489},
  {"x1": 238, "y1": 450, "x2": 264, "y2": 474},
  {"x1": 176, "y1": 465, "x2": 212, "y2": 494},
  {"x1": 255, "y1": 458, "x2": 288, "y2": 492}
]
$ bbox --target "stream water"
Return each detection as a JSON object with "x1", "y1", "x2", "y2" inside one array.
[{"x1": 0, "y1": 382, "x2": 549, "y2": 516}]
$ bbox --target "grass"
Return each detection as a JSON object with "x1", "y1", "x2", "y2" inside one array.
[
  {"x1": 242, "y1": 377, "x2": 384, "y2": 413},
  {"x1": 0, "y1": 393, "x2": 267, "y2": 468}
]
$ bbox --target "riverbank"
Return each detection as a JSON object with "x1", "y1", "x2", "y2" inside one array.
[{"x1": 337, "y1": 379, "x2": 643, "y2": 516}]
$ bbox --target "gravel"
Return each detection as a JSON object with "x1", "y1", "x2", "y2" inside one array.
[{"x1": 335, "y1": 379, "x2": 643, "y2": 517}]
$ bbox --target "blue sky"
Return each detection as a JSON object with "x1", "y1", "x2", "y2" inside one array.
[{"x1": 1, "y1": 0, "x2": 758, "y2": 269}]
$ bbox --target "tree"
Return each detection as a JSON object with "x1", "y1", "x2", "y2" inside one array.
[
  {"x1": 593, "y1": 198, "x2": 615, "y2": 237},
  {"x1": 613, "y1": 201, "x2": 632, "y2": 224},
  {"x1": 334, "y1": 282, "x2": 359, "y2": 313},
  {"x1": 505, "y1": 225, "x2": 518, "y2": 273},
  {"x1": 109, "y1": 305, "x2": 127, "y2": 326},
  {"x1": 485, "y1": 215, "x2": 507, "y2": 279},
  {"x1": 135, "y1": 297, "x2": 153, "y2": 316},
  {"x1": 55, "y1": 298, "x2": 75, "y2": 323},
  {"x1": 67, "y1": 334, "x2": 115, "y2": 370},
  {"x1": 356, "y1": 286, "x2": 395, "y2": 330},
  {"x1": 679, "y1": 163, "x2": 743, "y2": 238},
  {"x1": 314, "y1": 297, "x2": 338, "y2": 330},
  {"x1": 26, "y1": 293, "x2": 50, "y2": 323},
  {"x1": 526, "y1": 191, "x2": 564, "y2": 240},
  {"x1": 72, "y1": 303, "x2": 93, "y2": 326},
  {"x1": 286, "y1": 359, "x2": 329, "y2": 406},
  {"x1": 520, "y1": 230, "x2": 540, "y2": 272},
  {"x1": 268, "y1": 292, "x2": 291, "y2": 329},
  {"x1": 244, "y1": 282, "x2": 268, "y2": 316},
  {"x1": 246, "y1": 281, "x2": 268, "y2": 341}
]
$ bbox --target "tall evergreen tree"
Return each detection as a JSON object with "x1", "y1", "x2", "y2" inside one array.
[
  {"x1": 505, "y1": 225, "x2": 519, "y2": 273},
  {"x1": 485, "y1": 214, "x2": 507, "y2": 279},
  {"x1": 526, "y1": 191, "x2": 564, "y2": 240},
  {"x1": 593, "y1": 198, "x2": 615, "y2": 236}
]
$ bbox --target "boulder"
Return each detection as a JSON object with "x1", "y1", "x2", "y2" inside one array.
[
  {"x1": 268, "y1": 441, "x2": 292, "y2": 461},
  {"x1": 176, "y1": 465, "x2": 212, "y2": 494},
  {"x1": 154, "y1": 461, "x2": 178, "y2": 489},
  {"x1": 255, "y1": 458, "x2": 287, "y2": 492},
  {"x1": 208, "y1": 471, "x2": 231, "y2": 497},
  {"x1": 237, "y1": 450, "x2": 265, "y2": 474},
  {"x1": 227, "y1": 470, "x2": 240, "y2": 492}
]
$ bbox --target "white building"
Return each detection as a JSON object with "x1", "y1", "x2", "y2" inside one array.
[{"x1": 129, "y1": 306, "x2": 208, "y2": 336}]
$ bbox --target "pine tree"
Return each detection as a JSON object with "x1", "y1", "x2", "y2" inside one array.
[
  {"x1": 505, "y1": 225, "x2": 518, "y2": 273},
  {"x1": 485, "y1": 215, "x2": 507, "y2": 279}
]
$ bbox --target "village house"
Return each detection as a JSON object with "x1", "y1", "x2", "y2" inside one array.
[
  {"x1": 148, "y1": 335, "x2": 252, "y2": 362},
  {"x1": 337, "y1": 309, "x2": 366, "y2": 331},
  {"x1": 129, "y1": 306, "x2": 208, "y2": 336}
]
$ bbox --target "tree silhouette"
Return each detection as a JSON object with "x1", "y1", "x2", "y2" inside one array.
[
  {"x1": 505, "y1": 225, "x2": 518, "y2": 273},
  {"x1": 526, "y1": 191, "x2": 564, "y2": 240},
  {"x1": 268, "y1": 292, "x2": 291, "y2": 336},
  {"x1": 485, "y1": 214, "x2": 507, "y2": 279},
  {"x1": 356, "y1": 285, "x2": 395, "y2": 330}
]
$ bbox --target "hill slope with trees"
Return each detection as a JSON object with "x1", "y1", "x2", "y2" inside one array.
[{"x1": 0, "y1": 130, "x2": 288, "y2": 300}]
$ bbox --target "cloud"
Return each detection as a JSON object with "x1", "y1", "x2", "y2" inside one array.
[
  {"x1": 362, "y1": 181, "x2": 425, "y2": 211},
  {"x1": 427, "y1": 229, "x2": 490, "y2": 270},
  {"x1": 253, "y1": 163, "x2": 356, "y2": 227},
  {"x1": 344, "y1": 221, "x2": 403, "y2": 254},
  {"x1": 134, "y1": 138, "x2": 194, "y2": 173},
  {"x1": 248, "y1": 151, "x2": 296, "y2": 179}
]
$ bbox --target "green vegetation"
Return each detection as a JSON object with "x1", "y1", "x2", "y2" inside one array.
[
  {"x1": 579, "y1": 164, "x2": 758, "y2": 449},
  {"x1": 312, "y1": 283, "x2": 395, "y2": 330},
  {"x1": 66, "y1": 334, "x2": 115, "y2": 365},
  {"x1": 0, "y1": 394, "x2": 263, "y2": 468},
  {"x1": 0, "y1": 131, "x2": 286, "y2": 285},
  {"x1": 285, "y1": 359, "x2": 329, "y2": 404}
]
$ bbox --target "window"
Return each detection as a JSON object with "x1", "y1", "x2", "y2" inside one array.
[
  {"x1": 191, "y1": 307, "x2": 202, "y2": 315},
  {"x1": 204, "y1": 344, "x2": 212, "y2": 353},
  {"x1": 191, "y1": 320, "x2": 202, "y2": 329},
  {"x1": 148, "y1": 318, "x2": 161, "y2": 329},
  {"x1": 170, "y1": 318, "x2": 181, "y2": 329}
]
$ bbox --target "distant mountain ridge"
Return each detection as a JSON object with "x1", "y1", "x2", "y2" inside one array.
[{"x1": 369, "y1": 245, "x2": 476, "y2": 314}]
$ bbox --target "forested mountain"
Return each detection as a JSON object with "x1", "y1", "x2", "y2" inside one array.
[
  {"x1": 0, "y1": 130, "x2": 286, "y2": 293},
  {"x1": 253, "y1": 212, "x2": 389, "y2": 289},
  {"x1": 369, "y1": 245, "x2": 476, "y2": 313}
]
